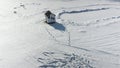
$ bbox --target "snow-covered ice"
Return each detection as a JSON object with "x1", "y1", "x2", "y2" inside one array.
[{"x1": 0, "y1": 0, "x2": 120, "y2": 68}]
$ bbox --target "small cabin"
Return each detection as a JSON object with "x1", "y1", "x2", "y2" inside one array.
[{"x1": 45, "y1": 10, "x2": 56, "y2": 24}]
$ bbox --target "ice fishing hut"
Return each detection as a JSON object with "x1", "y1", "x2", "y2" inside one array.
[{"x1": 45, "y1": 10, "x2": 56, "y2": 24}]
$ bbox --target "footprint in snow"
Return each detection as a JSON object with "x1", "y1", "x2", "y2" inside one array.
[{"x1": 37, "y1": 52, "x2": 93, "y2": 68}]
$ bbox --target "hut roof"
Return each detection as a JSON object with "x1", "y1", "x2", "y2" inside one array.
[{"x1": 45, "y1": 10, "x2": 52, "y2": 18}]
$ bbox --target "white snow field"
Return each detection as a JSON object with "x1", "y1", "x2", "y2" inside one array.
[{"x1": 0, "y1": 0, "x2": 120, "y2": 68}]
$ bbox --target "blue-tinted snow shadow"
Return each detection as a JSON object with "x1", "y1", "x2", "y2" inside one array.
[{"x1": 50, "y1": 22, "x2": 66, "y2": 31}]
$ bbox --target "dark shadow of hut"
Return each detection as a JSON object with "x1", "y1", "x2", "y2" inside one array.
[{"x1": 50, "y1": 22, "x2": 66, "y2": 31}]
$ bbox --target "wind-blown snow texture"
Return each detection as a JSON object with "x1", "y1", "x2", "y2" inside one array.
[{"x1": 0, "y1": 0, "x2": 120, "y2": 68}]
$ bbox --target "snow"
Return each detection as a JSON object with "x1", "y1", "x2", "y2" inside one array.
[{"x1": 0, "y1": 0, "x2": 120, "y2": 68}]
